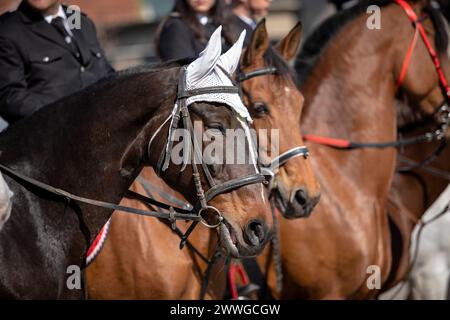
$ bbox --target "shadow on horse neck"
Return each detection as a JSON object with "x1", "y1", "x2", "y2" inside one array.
[
  {"x1": 267, "y1": 0, "x2": 450, "y2": 299},
  {"x1": 0, "y1": 60, "x2": 271, "y2": 298}
]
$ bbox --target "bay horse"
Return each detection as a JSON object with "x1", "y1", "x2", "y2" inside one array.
[
  {"x1": 0, "y1": 27, "x2": 273, "y2": 299},
  {"x1": 86, "y1": 21, "x2": 319, "y2": 300},
  {"x1": 258, "y1": 0, "x2": 450, "y2": 299}
]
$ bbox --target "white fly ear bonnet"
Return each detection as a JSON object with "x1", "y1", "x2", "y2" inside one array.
[{"x1": 183, "y1": 26, "x2": 251, "y2": 122}]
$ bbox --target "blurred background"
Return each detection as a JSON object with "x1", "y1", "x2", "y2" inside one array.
[{"x1": 0, "y1": 0, "x2": 340, "y2": 70}]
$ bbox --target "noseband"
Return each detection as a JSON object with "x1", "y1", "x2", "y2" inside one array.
[
  {"x1": 150, "y1": 65, "x2": 266, "y2": 247},
  {"x1": 260, "y1": 146, "x2": 310, "y2": 190},
  {"x1": 236, "y1": 67, "x2": 311, "y2": 191}
]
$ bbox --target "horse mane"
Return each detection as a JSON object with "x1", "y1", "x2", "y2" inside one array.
[
  {"x1": 33, "y1": 58, "x2": 190, "y2": 114},
  {"x1": 295, "y1": 0, "x2": 449, "y2": 85}
]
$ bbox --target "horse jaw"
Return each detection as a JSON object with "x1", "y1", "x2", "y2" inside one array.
[{"x1": 0, "y1": 172, "x2": 13, "y2": 231}]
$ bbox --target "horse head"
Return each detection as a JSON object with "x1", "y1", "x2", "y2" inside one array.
[{"x1": 239, "y1": 20, "x2": 321, "y2": 218}]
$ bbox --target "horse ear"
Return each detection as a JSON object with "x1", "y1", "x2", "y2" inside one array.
[
  {"x1": 274, "y1": 21, "x2": 303, "y2": 61},
  {"x1": 243, "y1": 18, "x2": 270, "y2": 67},
  {"x1": 218, "y1": 30, "x2": 246, "y2": 75},
  {"x1": 187, "y1": 26, "x2": 223, "y2": 83}
]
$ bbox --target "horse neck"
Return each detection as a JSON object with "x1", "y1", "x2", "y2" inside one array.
[
  {"x1": 301, "y1": 15, "x2": 399, "y2": 196},
  {"x1": 0, "y1": 66, "x2": 179, "y2": 238}
]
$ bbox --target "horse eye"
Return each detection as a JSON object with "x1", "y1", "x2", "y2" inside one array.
[
  {"x1": 206, "y1": 123, "x2": 225, "y2": 134},
  {"x1": 253, "y1": 102, "x2": 269, "y2": 116}
]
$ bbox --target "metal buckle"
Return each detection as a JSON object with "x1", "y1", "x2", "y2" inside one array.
[{"x1": 199, "y1": 206, "x2": 224, "y2": 229}]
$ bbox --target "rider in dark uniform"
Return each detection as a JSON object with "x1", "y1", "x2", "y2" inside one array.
[{"x1": 0, "y1": 0, "x2": 114, "y2": 126}]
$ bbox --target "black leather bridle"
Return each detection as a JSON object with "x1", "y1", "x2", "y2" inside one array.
[{"x1": 149, "y1": 65, "x2": 267, "y2": 247}]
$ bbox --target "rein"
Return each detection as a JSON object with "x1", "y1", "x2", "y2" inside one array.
[{"x1": 0, "y1": 163, "x2": 200, "y2": 223}]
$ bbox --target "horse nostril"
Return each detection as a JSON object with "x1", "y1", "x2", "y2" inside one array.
[
  {"x1": 295, "y1": 189, "x2": 308, "y2": 207},
  {"x1": 245, "y1": 220, "x2": 266, "y2": 246}
]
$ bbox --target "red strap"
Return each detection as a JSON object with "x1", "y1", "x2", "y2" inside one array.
[
  {"x1": 304, "y1": 134, "x2": 351, "y2": 148},
  {"x1": 395, "y1": 0, "x2": 450, "y2": 98},
  {"x1": 397, "y1": 27, "x2": 420, "y2": 90}
]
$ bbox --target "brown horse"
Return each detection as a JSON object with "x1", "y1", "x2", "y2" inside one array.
[
  {"x1": 257, "y1": 0, "x2": 450, "y2": 299},
  {"x1": 86, "y1": 21, "x2": 319, "y2": 299}
]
